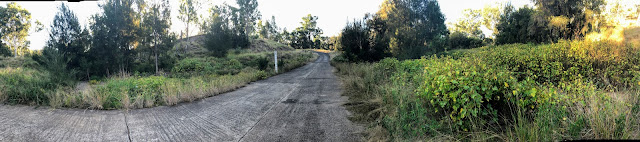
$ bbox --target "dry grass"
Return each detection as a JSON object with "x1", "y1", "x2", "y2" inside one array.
[{"x1": 625, "y1": 27, "x2": 640, "y2": 44}]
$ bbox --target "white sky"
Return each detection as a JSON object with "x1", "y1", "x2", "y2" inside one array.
[{"x1": 1, "y1": 0, "x2": 532, "y2": 50}]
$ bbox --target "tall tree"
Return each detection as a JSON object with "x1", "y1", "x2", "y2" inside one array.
[
  {"x1": 0, "y1": 41, "x2": 10, "y2": 57},
  {"x1": 89, "y1": 0, "x2": 141, "y2": 76},
  {"x1": 291, "y1": 14, "x2": 323, "y2": 49},
  {"x1": 178, "y1": 0, "x2": 200, "y2": 52},
  {"x1": 531, "y1": 0, "x2": 605, "y2": 41},
  {"x1": 46, "y1": 3, "x2": 87, "y2": 70},
  {"x1": 0, "y1": 3, "x2": 33, "y2": 57},
  {"x1": 449, "y1": 9, "x2": 485, "y2": 39},
  {"x1": 235, "y1": 0, "x2": 261, "y2": 37},
  {"x1": 257, "y1": 16, "x2": 281, "y2": 40},
  {"x1": 376, "y1": 0, "x2": 448, "y2": 59},
  {"x1": 450, "y1": 4, "x2": 503, "y2": 40},
  {"x1": 495, "y1": 5, "x2": 539, "y2": 44},
  {"x1": 141, "y1": 0, "x2": 174, "y2": 74},
  {"x1": 202, "y1": 4, "x2": 249, "y2": 57}
]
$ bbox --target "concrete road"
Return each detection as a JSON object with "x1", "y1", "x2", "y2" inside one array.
[{"x1": 0, "y1": 52, "x2": 363, "y2": 142}]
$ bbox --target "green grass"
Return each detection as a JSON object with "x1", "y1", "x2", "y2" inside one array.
[
  {"x1": 0, "y1": 67, "x2": 53, "y2": 105},
  {"x1": 333, "y1": 40, "x2": 640, "y2": 141},
  {"x1": 45, "y1": 50, "x2": 314, "y2": 109}
]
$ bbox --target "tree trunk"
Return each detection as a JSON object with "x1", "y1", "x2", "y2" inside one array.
[
  {"x1": 186, "y1": 23, "x2": 190, "y2": 53},
  {"x1": 185, "y1": 11, "x2": 190, "y2": 54},
  {"x1": 13, "y1": 45, "x2": 17, "y2": 57}
]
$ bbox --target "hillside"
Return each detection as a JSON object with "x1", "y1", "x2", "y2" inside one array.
[{"x1": 174, "y1": 35, "x2": 293, "y2": 57}]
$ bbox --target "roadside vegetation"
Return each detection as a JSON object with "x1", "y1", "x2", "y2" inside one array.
[
  {"x1": 334, "y1": 40, "x2": 640, "y2": 141},
  {"x1": 333, "y1": 0, "x2": 640, "y2": 141},
  {"x1": 0, "y1": 47, "x2": 313, "y2": 109},
  {"x1": 0, "y1": 0, "x2": 317, "y2": 109}
]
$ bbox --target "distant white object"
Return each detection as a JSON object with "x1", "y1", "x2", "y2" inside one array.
[{"x1": 274, "y1": 51, "x2": 278, "y2": 73}]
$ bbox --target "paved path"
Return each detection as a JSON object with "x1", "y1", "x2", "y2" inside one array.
[{"x1": 0, "y1": 53, "x2": 363, "y2": 142}]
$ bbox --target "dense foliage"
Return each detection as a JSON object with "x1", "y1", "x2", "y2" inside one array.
[
  {"x1": 334, "y1": 40, "x2": 640, "y2": 140},
  {"x1": 338, "y1": 0, "x2": 449, "y2": 61},
  {"x1": 495, "y1": 6, "x2": 538, "y2": 44},
  {"x1": 0, "y1": 50, "x2": 314, "y2": 109},
  {"x1": 0, "y1": 0, "x2": 319, "y2": 109},
  {"x1": 447, "y1": 31, "x2": 484, "y2": 50},
  {"x1": 0, "y1": 2, "x2": 39, "y2": 57}
]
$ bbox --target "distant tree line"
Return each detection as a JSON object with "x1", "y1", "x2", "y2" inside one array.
[
  {"x1": 0, "y1": 0, "x2": 340, "y2": 81},
  {"x1": 338, "y1": 0, "x2": 639, "y2": 62}
]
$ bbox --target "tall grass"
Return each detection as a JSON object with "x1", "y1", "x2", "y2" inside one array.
[
  {"x1": 45, "y1": 50, "x2": 314, "y2": 109},
  {"x1": 333, "y1": 40, "x2": 640, "y2": 141},
  {"x1": 0, "y1": 67, "x2": 54, "y2": 105}
]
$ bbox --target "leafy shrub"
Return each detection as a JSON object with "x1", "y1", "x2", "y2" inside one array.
[
  {"x1": 172, "y1": 58, "x2": 214, "y2": 74},
  {"x1": 448, "y1": 31, "x2": 484, "y2": 50},
  {"x1": 453, "y1": 40, "x2": 640, "y2": 88},
  {"x1": 372, "y1": 57, "x2": 543, "y2": 129}
]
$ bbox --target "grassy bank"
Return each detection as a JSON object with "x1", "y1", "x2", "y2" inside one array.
[
  {"x1": 0, "y1": 50, "x2": 315, "y2": 109},
  {"x1": 333, "y1": 40, "x2": 640, "y2": 141}
]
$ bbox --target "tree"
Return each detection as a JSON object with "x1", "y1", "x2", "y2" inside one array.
[
  {"x1": 178, "y1": 0, "x2": 200, "y2": 52},
  {"x1": 290, "y1": 14, "x2": 323, "y2": 49},
  {"x1": 495, "y1": 5, "x2": 539, "y2": 44},
  {"x1": 202, "y1": 5, "x2": 247, "y2": 57},
  {"x1": 235, "y1": 0, "x2": 261, "y2": 37},
  {"x1": 141, "y1": 0, "x2": 174, "y2": 74},
  {"x1": 448, "y1": 31, "x2": 484, "y2": 49},
  {"x1": 449, "y1": 4, "x2": 504, "y2": 40},
  {"x1": 0, "y1": 3, "x2": 33, "y2": 57},
  {"x1": 375, "y1": 0, "x2": 449, "y2": 59},
  {"x1": 341, "y1": 20, "x2": 370, "y2": 62},
  {"x1": 327, "y1": 35, "x2": 341, "y2": 51},
  {"x1": 0, "y1": 41, "x2": 10, "y2": 57},
  {"x1": 89, "y1": 0, "x2": 141, "y2": 76},
  {"x1": 449, "y1": 9, "x2": 485, "y2": 39},
  {"x1": 258, "y1": 16, "x2": 281, "y2": 40},
  {"x1": 45, "y1": 3, "x2": 87, "y2": 72},
  {"x1": 339, "y1": 15, "x2": 390, "y2": 62},
  {"x1": 531, "y1": 0, "x2": 605, "y2": 41}
]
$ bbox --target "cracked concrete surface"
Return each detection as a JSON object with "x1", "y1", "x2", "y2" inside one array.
[{"x1": 0, "y1": 52, "x2": 363, "y2": 142}]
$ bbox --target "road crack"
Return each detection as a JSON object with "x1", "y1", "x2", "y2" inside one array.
[{"x1": 123, "y1": 110, "x2": 132, "y2": 142}]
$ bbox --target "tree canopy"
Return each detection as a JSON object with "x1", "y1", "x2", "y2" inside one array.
[
  {"x1": 0, "y1": 2, "x2": 33, "y2": 57},
  {"x1": 45, "y1": 3, "x2": 87, "y2": 70},
  {"x1": 88, "y1": 0, "x2": 142, "y2": 76}
]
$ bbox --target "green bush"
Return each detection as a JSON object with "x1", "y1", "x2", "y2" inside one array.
[
  {"x1": 172, "y1": 58, "x2": 214, "y2": 74},
  {"x1": 453, "y1": 40, "x2": 640, "y2": 88},
  {"x1": 335, "y1": 40, "x2": 640, "y2": 140},
  {"x1": 448, "y1": 31, "x2": 484, "y2": 50}
]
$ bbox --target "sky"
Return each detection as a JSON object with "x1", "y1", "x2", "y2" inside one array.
[{"x1": 1, "y1": 0, "x2": 533, "y2": 50}]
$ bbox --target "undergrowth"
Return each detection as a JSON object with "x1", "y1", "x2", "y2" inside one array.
[
  {"x1": 1, "y1": 50, "x2": 314, "y2": 109},
  {"x1": 333, "y1": 40, "x2": 640, "y2": 141}
]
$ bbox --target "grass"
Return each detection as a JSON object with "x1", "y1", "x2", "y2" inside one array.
[
  {"x1": 1, "y1": 50, "x2": 314, "y2": 109},
  {"x1": 50, "y1": 50, "x2": 314, "y2": 109},
  {"x1": 332, "y1": 40, "x2": 640, "y2": 141}
]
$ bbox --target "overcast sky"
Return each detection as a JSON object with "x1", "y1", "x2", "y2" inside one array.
[{"x1": 2, "y1": 0, "x2": 533, "y2": 50}]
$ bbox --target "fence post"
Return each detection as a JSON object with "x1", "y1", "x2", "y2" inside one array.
[{"x1": 274, "y1": 51, "x2": 278, "y2": 73}]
